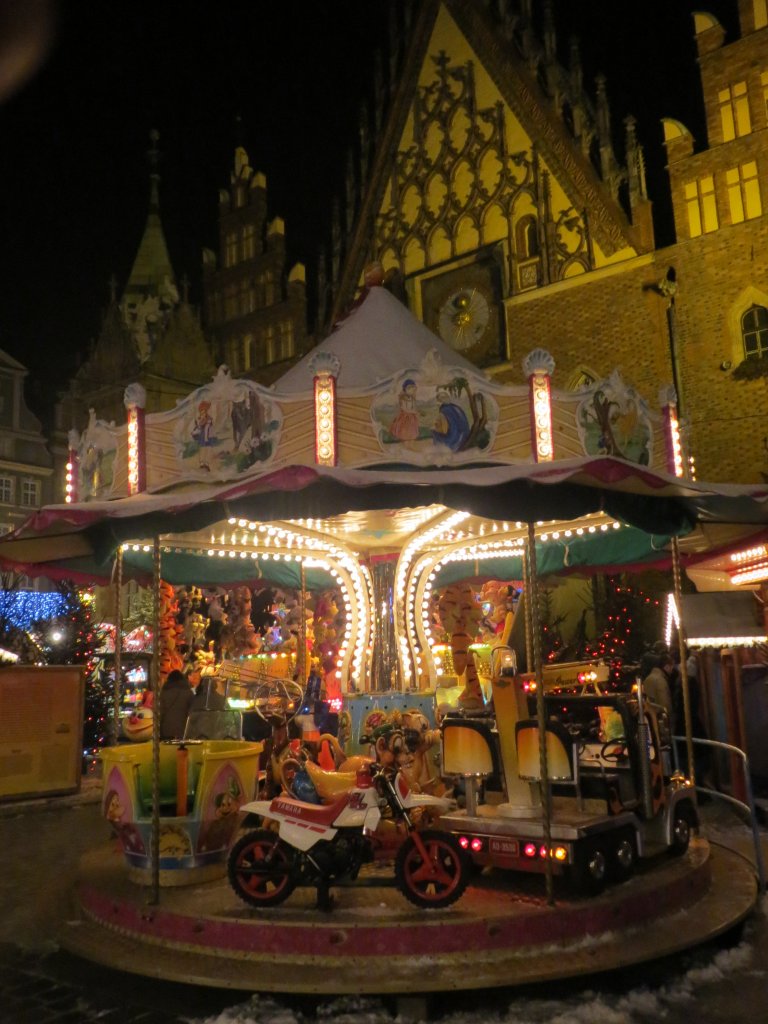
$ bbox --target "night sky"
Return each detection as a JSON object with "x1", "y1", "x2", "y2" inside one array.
[{"x1": 0, "y1": 0, "x2": 740, "y2": 420}]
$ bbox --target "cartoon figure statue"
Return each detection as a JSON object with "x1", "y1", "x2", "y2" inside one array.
[
  {"x1": 437, "y1": 582, "x2": 485, "y2": 709},
  {"x1": 191, "y1": 400, "x2": 215, "y2": 470},
  {"x1": 432, "y1": 387, "x2": 471, "y2": 451},
  {"x1": 389, "y1": 378, "x2": 420, "y2": 442}
]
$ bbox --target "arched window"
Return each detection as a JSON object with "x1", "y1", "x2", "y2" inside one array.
[
  {"x1": 567, "y1": 366, "x2": 599, "y2": 391},
  {"x1": 742, "y1": 304, "x2": 768, "y2": 358},
  {"x1": 242, "y1": 223, "x2": 255, "y2": 259},
  {"x1": 515, "y1": 215, "x2": 539, "y2": 258},
  {"x1": 242, "y1": 334, "x2": 253, "y2": 371}
]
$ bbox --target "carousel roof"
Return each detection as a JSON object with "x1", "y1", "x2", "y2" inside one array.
[{"x1": 274, "y1": 286, "x2": 482, "y2": 394}]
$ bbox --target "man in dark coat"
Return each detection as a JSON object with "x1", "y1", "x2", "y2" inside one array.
[{"x1": 159, "y1": 670, "x2": 194, "y2": 740}]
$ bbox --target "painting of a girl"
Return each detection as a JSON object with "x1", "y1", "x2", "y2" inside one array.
[
  {"x1": 191, "y1": 400, "x2": 215, "y2": 469},
  {"x1": 389, "y1": 379, "x2": 420, "y2": 442}
]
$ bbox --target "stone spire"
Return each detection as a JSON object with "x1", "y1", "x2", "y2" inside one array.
[{"x1": 121, "y1": 130, "x2": 179, "y2": 362}]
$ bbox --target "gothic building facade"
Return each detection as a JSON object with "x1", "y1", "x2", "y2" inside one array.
[
  {"x1": 49, "y1": 1, "x2": 768, "y2": 502},
  {"x1": 0, "y1": 349, "x2": 53, "y2": 537},
  {"x1": 202, "y1": 147, "x2": 309, "y2": 386},
  {"x1": 323, "y1": 0, "x2": 768, "y2": 485}
]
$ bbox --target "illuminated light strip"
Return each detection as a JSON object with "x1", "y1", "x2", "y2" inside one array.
[
  {"x1": 410, "y1": 513, "x2": 622, "y2": 686},
  {"x1": 730, "y1": 544, "x2": 768, "y2": 564},
  {"x1": 662, "y1": 397, "x2": 684, "y2": 478},
  {"x1": 689, "y1": 635, "x2": 768, "y2": 648},
  {"x1": 529, "y1": 373, "x2": 553, "y2": 462},
  {"x1": 65, "y1": 428, "x2": 80, "y2": 504},
  {"x1": 394, "y1": 509, "x2": 470, "y2": 681},
  {"x1": 664, "y1": 593, "x2": 679, "y2": 648},
  {"x1": 65, "y1": 455, "x2": 77, "y2": 504},
  {"x1": 125, "y1": 394, "x2": 147, "y2": 495},
  {"x1": 123, "y1": 518, "x2": 369, "y2": 691},
  {"x1": 237, "y1": 517, "x2": 368, "y2": 690},
  {"x1": 313, "y1": 373, "x2": 337, "y2": 466},
  {"x1": 730, "y1": 562, "x2": 768, "y2": 586},
  {"x1": 523, "y1": 349, "x2": 555, "y2": 463}
]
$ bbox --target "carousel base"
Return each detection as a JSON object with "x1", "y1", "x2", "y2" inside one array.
[{"x1": 58, "y1": 837, "x2": 758, "y2": 996}]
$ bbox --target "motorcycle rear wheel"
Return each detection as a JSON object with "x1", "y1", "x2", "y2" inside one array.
[
  {"x1": 228, "y1": 829, "x2": 297, "y2": 907},
  {"x1": 395, "y1": 829, "x2": 469, "y2": 909}
]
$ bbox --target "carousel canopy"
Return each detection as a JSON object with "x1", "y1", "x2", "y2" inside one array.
[{"x1": 2, "y1": 283, "x2": 768, "y2": 584}]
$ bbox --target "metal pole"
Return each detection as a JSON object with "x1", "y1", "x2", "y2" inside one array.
[
  {"x1": 150, "y1": 537, "x2": 161, "y2": 905},
  {"x1": 300, "y1": 562, "x2": 308, "y2": 684},
  {"x1": 527, "y1": 522, "x2": 554, "y2": 905},
  {"x1": 522, "y1": 541, "x2": 533, "y2": 674},
  {"x1": 112, "y1": 547, "x2": 123, "y2": 746},
  {"x1": 671, "y1": 536, "x2": 695, "y2": 785}
]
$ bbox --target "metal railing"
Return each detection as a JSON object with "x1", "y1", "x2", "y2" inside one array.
[{"x1": 672, "y1": 734, "x2": 766, "y2": 893}]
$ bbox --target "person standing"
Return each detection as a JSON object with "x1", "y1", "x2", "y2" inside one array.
[
  {"x1": 159, "y1": 669, "x2": 194, "y2": 740},
  {"x1": 642, "y1": 652, "x2": 676, "y2": 730}
]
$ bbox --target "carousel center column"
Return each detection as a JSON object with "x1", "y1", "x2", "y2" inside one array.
[{"x1": 369, "y1": 555, "x2": 402, "y2": 692}]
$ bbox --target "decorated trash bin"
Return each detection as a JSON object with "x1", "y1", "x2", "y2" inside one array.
[{"x1": 100, "y1": 739, "x2": 263, "y2": 886}]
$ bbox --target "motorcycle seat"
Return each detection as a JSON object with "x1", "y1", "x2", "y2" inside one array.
[{"x1": 268, "y1": 791, "x2": 350, "y2": 827}]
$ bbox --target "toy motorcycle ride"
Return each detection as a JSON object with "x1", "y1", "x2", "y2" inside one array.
[{"x1": 228, "y1": 761, "x2": 469, "y2": 911}]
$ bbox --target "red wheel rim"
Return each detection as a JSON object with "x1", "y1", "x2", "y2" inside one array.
[
  {"x1": 234, "y1": 836, "x2": 292, "y2": 901},
  {"x1": 401, "y1": 837, "x2": 462, "y2": 902}
]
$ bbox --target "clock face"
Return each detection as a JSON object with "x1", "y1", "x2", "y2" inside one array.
[
  {"x1": 438, "y1": 288, "x2": 491, "y2": 351},
  {"x1": 420, "y1": 258, "x2": 502, "y2": 365}
]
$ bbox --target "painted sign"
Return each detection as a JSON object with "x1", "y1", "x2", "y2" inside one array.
[
  {"x1": 173, "y1": 367, "x2": 283, "y2": 481},
  {"x1": 370, "y1": 352, "x2": 499, "y2": 465},
  {"x1": 576, "y1": 371, "x2": 652, "y2": 465}
]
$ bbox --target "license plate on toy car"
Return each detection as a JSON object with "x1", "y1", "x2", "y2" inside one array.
[{"x1": 489, "y1": 837, "x2": 519, "y2": 856}]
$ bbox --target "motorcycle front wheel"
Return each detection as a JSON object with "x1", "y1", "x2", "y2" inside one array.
[
  {"x1": 228, "y1": 829, "x2": 297, "y2": 908},
  {"x1": 395, "y1": 829, "x2": 469, "y2": 909}
]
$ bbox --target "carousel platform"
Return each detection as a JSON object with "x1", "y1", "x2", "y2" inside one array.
[{"x1": 58, "y1": 835, "x2": 759, "y2": 995}]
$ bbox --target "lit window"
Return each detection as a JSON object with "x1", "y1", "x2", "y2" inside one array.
[
  {"x1": 228, "y1": 338, "x2": 240, "y2": 374},
  {"x1": 260, "y1": 271, "x2": 276, "y2": 306},
  {"x1": 684, "y1": 176, "x2": 718, "y2": 237},
  {"x1": 718, "y1": 81, "x2": 750, "y2": 141},
  {"x1": 242, "y1": 223, "x2": 255, "y2": 260},
  {"x1": 0, "y1": 476, "x2": 13, "y2": 503},
  {"x1": 239, "y1": 278, "x2": 249, "y2": 315},
  {"x1": 225, "y1": 232, "x2": 238, "y2": 267},
  {"x1": 242, "y1": 334, "x2": 253, "y2": 371},
  {"x1": 20, "y1": 479, "x2": 39, "y2": 507},
  {"x1": 264, "y1": 324, "x2": 276, "y2": 363},
  {"x1": 726, "y1": 162, "x2": 761, "y2": 223},
  {"x1": 742, "y1": 304, "x2": 768, "y2": 358},
  {"x1": 278, "y1": 321, "x2": 295, "y2": 361},
  {"x1": 224, "y1": 283, "x2": 237, "y2": 319}
]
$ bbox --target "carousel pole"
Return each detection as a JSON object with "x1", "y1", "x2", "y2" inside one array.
[
  {"x1": 527, "y1": 522, "x2": 554, "y2": 905},
  {"x1": 522, "y1": 539, "x2": 533, "y2": 673},
  {"x1": 112, "y1": 546, "x2": 123, "y2": 746},
  {"x1": 671, "y1": 536, "x2": 695, "y2": 786},
  {"x1": 298, "y1": 563, "x2": 307, "y2": 684},
  {"x1": 150, "y1": 536, "x2": 162, "y2": 905}
]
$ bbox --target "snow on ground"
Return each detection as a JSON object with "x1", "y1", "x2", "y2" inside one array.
[{"x1": 185, "y1": 903, "x2": 766, "y2": 1024}]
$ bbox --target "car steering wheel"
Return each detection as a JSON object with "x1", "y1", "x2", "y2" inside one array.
[{"x1": 600, "y1": 739, "x2": 628, "y2": 762}]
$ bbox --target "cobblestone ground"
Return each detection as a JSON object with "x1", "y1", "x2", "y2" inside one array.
[{"x1": 0, "y1": 944, "x2": 246, "y2": 1023}]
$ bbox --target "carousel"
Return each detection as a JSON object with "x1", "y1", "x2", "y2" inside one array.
[{"x1": 1, "y1": 279, "x2": 767, "y2": 996}]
